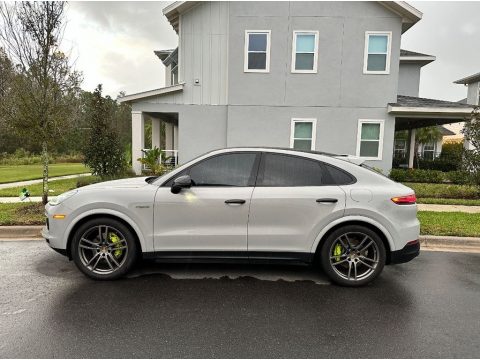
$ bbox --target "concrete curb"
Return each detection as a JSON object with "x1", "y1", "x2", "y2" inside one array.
[
  {"x1": 0, "y1": 226, "x2": 479, "y2": 252},
  {"x1": 0, "y1": 225, "x2": 43, "y2": 241}
]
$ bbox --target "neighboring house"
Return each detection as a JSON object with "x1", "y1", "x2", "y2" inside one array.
[
  {"x1": 120, "y1": 1, "x2": 474, "y2": 174},
  {"x1": 442, "y1": 72, "x2": 480, "y2": 149}
]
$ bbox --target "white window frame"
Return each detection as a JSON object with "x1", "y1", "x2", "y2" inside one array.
[
  {"x1": 363, "y1": 31, "x2": 392, "y2": 75},
  {"x1": 244, "y1": 30, "x2": 271, "y2": 73},
  {"x1": 290, "y1": 118, "x2": 317, "y2": 151},
  {"x1": 356, "y1": 119, "x2": 385, "y2": 160},
  {"x1": 291, "y1": 31, "x2": 319, "y2": 73}
]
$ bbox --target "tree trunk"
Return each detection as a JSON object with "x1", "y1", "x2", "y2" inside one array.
[{"x1": 42, "y1": 141, "x2": 49, "y2": 205}]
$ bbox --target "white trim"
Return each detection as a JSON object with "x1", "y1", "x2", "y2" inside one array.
[
  {"x1": 291, "y1": 31, "x2": 319, "y2": 73},
  {"x1": 356, "y1": 119, "x2": 385, "y2": 161},
  {"x1": 244, "y1": 30, "x2": 271, "y2": 73},
  {"x1": 118, "y1": 83, "x2": 185, "y2": 103},
  {"x1": 290, "y1": 118, "x2": 317, "y2": 151},
  {"x1": 400, "y1": 55, "x2": 436, "y2": 62},
  {"x1": 388, "y1": 105, "x2": 474, "y2": 116},
  {"x1": 363, "y1": 31, "x2": 392, "y2": 75}
]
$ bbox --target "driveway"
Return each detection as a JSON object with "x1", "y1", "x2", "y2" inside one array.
[{"x1": 0, "y1": 241, "x2": 479, "y2": 358}]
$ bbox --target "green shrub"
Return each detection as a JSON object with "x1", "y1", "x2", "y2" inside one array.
[
  {"x1": 445, "y1": 171, "x2": 472, "y2": 185},
  {"x1": 405, "y1": 182, "x2": 480, "y2": 199},
  {"x1": 76, "y1": 176, "x2": 101, "y2": 188},
  {"x1": 390, "y1": 169, "x2": 444, "y2": 183}
]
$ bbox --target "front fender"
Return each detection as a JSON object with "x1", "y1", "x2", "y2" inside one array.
[{"x1": 64, "y1": 208, "x2": 151, "y2": 253}]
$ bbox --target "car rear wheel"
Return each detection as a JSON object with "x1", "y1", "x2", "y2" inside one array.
[
  {"x1": 71, "y1": 218, "x2": 138, "y2": 280},
  {"x1": 320, "y1": 225, "x2": 386, "y2": 287}
]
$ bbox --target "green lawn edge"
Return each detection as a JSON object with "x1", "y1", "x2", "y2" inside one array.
[{"x1": 0, "y1": 163, "x2": 89, "y2": 184}]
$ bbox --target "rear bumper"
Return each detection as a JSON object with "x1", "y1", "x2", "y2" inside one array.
[{"x1": 389, "y1": 240, "x2": 420, "y2": 264}]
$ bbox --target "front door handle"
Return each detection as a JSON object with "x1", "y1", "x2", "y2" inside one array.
[
  {"x1": 225, "y1": 199, "x2": 246, "y2": 204},
  {"x1": 316, "y1": 198, "x2": 338, "y2": 203}
]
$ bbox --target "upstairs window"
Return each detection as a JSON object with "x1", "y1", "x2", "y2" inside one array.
[
  {"x1": 292, "y1": 31, "x2": 319, "y2": 73},
  {"x1": 356, "y1": 119, "x2": 384, "y2": 160},
  {"x1": 290, "y1": 118, "x2": 317, "y2": 151},
  {"x1": 363, "y1": 32, "x2": 392, "y2": 74},
  {"x1": 244, "y1": 30, "x2": 271, "y2": 72}
]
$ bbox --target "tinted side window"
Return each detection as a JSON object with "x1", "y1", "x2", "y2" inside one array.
[
  {"x1": 259, "y1": 153, "x2": 323, "y2": 186},
  {"x1": 188, "y1": 153, "x2": 257, "y2": 187},
  {"x1": 322, "y1": 163, "x2": 356, "y2": 185}
]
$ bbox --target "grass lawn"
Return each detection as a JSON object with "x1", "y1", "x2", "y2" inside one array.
[
  {"x1": 0, "y1": 203, "x2": 45, "y2": 226},
  {"x1": 404, "y1": 182, "x2": 480, "y2": 200},
  {"x1": 0, "y1": 176, "x2": 98, "y2": 197},
  {"x1": 417, "y1": 198, "x2": 480, "y2": 206},
  {"x1": 418, "y1": 211, "x2": 480, "y2": 237},
  {"x1": 0, "y1": 163, "x2": 89, "y2": 184}
]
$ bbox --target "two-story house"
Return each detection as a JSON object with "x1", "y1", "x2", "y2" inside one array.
[{"x1": 120, "y1": 1, "x2": 474, "y2": 174}]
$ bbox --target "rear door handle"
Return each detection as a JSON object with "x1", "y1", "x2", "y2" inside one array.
[
  {"x1": 225, "y1": 199, "x2": 246, "y2": 204},
  {"x1": 316, "y1": 198, "x2": 338, "y2": 203}
]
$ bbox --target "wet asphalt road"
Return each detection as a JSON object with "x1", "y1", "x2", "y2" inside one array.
[{"x1": 0, "y1": 241, "x2": 479, "y2": 358}]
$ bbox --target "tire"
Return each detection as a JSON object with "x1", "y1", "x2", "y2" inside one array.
[
  {"x1": 319, "y1": 225, "x2": 386, "y2": 287},
  {"x1": 71, "y1": 217, "x2": 138, "y2": 280}
]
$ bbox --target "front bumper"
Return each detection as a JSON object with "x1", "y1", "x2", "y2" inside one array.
[{"x1": 389, "y1": 240, "x2": 420, "y2": 264}]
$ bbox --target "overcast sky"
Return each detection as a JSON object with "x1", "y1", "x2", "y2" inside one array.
[{"x1": 63, "y1": 1, "x2": 480, "y2": 102}]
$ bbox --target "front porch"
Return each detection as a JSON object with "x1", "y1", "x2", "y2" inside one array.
[
  {"x1": 389, "y1": 95, "x2": 474, "y2": 169},
  {"x1": 131, "y1": 111, "x2": 179, "y2": 174}
]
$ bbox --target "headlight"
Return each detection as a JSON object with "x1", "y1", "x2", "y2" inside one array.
[{"x1": 49, "y1": 190, "x2": 78, "y2": 206}]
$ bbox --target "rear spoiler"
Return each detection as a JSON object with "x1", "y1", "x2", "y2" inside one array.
[{"x1": 333, "y1": 154, "x2": 365, "y2": 166}]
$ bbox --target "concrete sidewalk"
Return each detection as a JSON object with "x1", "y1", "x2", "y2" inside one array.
[
  {"x1": 417, "y1": 203, "x2": 480, "y2": 213},
  {"x1": 0, "y1": 173, "x2": 91, "y2": 190}
]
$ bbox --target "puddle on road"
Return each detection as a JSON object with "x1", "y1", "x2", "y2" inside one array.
[{"x1": 127, "y1": 262, "x2": 331, "y2": 285}]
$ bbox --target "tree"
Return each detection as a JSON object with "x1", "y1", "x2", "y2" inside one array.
[
  {"x1": 0, "y1": 2, "x2": 82, "y2": 204},
  {"x1": 83, "y1": 85, "x2": 126, "y2": 179},
  {"x1": 463, "y1": 106, "x2": 480, "y2": 185}
]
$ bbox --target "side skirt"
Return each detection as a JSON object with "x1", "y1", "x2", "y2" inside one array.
[{"x1": 142, "y1": 251, "x2": 314, "y2": 265}]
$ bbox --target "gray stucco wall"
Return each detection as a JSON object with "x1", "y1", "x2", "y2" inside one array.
[
  {"x1": 227, "y1": 1, "x2": 402, "y2": 107},
  {"x1": 398, "y1": 63, "x2": 421, "y2": 97},
  {"x1": 227, "y1": 105, "x2": 395, "y2": 172}
]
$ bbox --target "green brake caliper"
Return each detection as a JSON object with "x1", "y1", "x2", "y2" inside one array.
[
  {"x1": 333, "y1": 243, "x2": 343, "y2": 262},
  {"x1": 109, "y1": 233, "x2": 123, "y2": 258}
]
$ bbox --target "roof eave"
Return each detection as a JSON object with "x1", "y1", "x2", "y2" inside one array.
[
  {"x1": 378, "y1": 1, "x2": 422, "y2": 33},
  {"x1": 118, "y1": 83, "x2": 185, "y2": 104},
  {"x1": 388, "y1": 105, "x2": 474, "y2": 118},
  {"x1": 454, "y1": 72, "x2": 480, "y2": 85},
  {"x1": 399, "y1": 55, "x2": 436, "y2": 66}
]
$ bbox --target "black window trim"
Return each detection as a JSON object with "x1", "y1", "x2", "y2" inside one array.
[
  {"x1": 161, "y1": 151, "x2": 262, "y2": 188},
  {"x1": 255, "y1": 152, "x2": 356, "y2": 187}
]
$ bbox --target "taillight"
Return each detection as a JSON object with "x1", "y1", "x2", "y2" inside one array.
[{"x1": 391, "y1": 194, "x2": 416, "y2": 205}]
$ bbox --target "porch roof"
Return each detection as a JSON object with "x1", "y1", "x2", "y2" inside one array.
[
  {"x1": 389, "y1": 95, "x2": 475, "y2": 131},
  {"x1": 118, "y1": 83, "x2": 184, "y2": 104}
]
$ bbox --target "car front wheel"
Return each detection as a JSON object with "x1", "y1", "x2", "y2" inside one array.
[
  {"x1": 71, "y1": 218, "x2": 138, "y2": 280},
  {"x1": 320, "y1": 225, "x2": 386, "y2": 287}
]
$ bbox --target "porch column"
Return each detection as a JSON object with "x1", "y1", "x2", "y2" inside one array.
[
  {"x1": 173, "y1": 124, "x2": 178, "y2": 150},
  {"x1": 131, "y1": 111, "x2": 145, "y2": 175},
  {"x1": 151, "y1": 117, "x2": 161, "y2": 149},
  {"x1": 408, "y1": 128, "x2": 416, "y2": 169},
  {"x1": 165, "y1": 122, "x2": 173, "y2": 150}
]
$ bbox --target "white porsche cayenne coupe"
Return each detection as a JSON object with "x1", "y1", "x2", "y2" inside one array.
[{"x1": 43, "y1": 147, "x2": 420, "y2": 286}]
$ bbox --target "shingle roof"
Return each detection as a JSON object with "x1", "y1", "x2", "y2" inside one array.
[
  {"x1": 390, "y1": 95, "x2": 473, "y2": 108},
  {"x1": 454, "y1": 72, "x2": 480, "y2": 85},
  {"x1": 438, "y1": 126, "x2": 455, "y2": 136},
  {"x1": 400, "y1": 49, "x2": 434, "y2": 58}
]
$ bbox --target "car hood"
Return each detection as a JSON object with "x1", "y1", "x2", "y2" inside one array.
[{"x1": 80, "y1": 177, "x2": 152, "y2": 190}]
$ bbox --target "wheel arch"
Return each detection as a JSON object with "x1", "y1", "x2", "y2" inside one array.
[
  {"x1": 65, "y1": 210, "x2": 146, "y2": 260},
  {"x1": 311, "y1": 216, "x2": 394, "y2": 264}
]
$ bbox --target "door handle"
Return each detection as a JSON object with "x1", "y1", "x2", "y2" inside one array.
[
  {"x1": 316, "y1": 198, "x2": 338, "y2": 203},
  {"x1": 225, "y1": 199, "x2": 246, "y2": 204}
]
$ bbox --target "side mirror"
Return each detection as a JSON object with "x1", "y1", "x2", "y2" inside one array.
[{"x1": 171, "y1": 175, "x2": 192, "y2": 194}]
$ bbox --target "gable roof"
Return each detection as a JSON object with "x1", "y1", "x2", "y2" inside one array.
[{"x1": 163, "y1": 1, "x2": 422, "y2": 34}]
